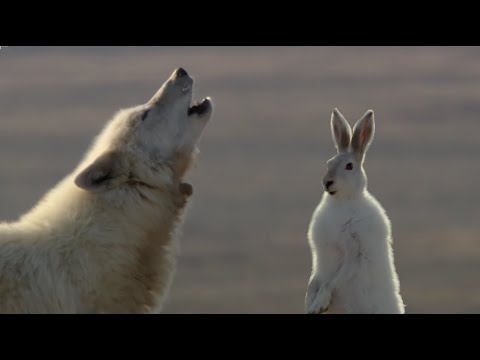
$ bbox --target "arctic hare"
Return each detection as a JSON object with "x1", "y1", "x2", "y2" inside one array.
[{"x1": 305, "y1": 108, "x2": 405, "y2": 314}]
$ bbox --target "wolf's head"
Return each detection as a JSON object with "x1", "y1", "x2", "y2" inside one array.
[{"x1": 73, "y1": 68, "x2": 213, "y2": 199}]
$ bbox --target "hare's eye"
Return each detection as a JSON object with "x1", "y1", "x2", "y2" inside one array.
[
  {"x1": 141, "y1": 110, "x2": 150, "y2": 121},
  {"x1": 345, "y1": 163, "x2": 353, "y2": 170}
]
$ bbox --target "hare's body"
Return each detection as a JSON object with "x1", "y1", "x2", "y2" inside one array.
[
  {"x1": 308, "y1": 191, "x2": 404, "y2": 313},
  {"x1": 305, "y1": 109, "x2": 404, "y2": 314}
]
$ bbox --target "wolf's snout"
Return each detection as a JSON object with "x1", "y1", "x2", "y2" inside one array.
[
  {"x1": 169, "y1": 67, "x2": 193, "y2": 90},
  {"x1": 175, "y1": 67, "x2": 189, "y2": 78}
]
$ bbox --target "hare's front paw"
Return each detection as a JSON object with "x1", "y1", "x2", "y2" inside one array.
[{"x1": 307, "y1": 290, "x2": 331, "y2": 314}]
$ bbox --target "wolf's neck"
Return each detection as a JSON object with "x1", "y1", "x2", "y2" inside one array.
[{"x1": 16, "y1": 175, "x2": 188, "y2": 248}]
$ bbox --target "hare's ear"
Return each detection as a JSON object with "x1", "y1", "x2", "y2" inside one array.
[
  {"x1": 330, "y1": 108, "x2": 352, "y2": 153},
  {"x1": 351, "y1": 110, "x2": 375, "y2": 160}
]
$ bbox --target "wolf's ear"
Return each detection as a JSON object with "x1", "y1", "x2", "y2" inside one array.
[
  {"x1": 74, "y1": 151, "x2": 124, "y2": 191},
  {"x1": 330, "y1": 108, "x2": 352, "y2": 153},
  {"x1": 351, "y1": 110, "x2": 375, "y2": 160}
]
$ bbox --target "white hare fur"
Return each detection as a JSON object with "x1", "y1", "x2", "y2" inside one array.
[
  {"x1": 305, "y1": 109, "x2": 405, "y2": 314},
  {"x1": 0, "y1": 68, "x2": 213, "y2": 313}
]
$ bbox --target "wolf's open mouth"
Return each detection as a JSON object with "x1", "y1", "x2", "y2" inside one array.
[{"x1": 188, "y1": 98, "x2": 211, "y2": 116}]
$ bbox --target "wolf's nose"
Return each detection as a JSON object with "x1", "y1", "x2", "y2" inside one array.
[
  {"x1": 175, "y1": 67, "x2": 188, "y2": 77},
  {"x1": 324, "y1": 180, "x2": 334, "y2": 190}
]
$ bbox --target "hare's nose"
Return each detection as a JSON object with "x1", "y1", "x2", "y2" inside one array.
[{"x1": 324, "y1": 180, "x2": 334, "y2": 190}]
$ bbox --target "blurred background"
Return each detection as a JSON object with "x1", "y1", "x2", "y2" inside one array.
[{"x1": 0, "y1": 46, "x2": 478, "y2": 313}]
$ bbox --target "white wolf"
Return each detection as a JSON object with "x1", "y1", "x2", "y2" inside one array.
[
  {"x1": 305, "y1": 109, "x2": 405, "y2": 314},
  {"x1": 0, "y1": 67, "x2": 213, "y2": 313}
]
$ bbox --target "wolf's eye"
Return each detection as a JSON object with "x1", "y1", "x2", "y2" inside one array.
[
  {"x1": 141, "y1": 110, "x2": 150, "y2": 121},
  {"x1": 345, "y1": 163, "x2": 353, "y2": 170}
]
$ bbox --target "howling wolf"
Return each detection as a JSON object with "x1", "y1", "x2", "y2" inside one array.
[{"x1": 0, "y1": 67, "x2": 213, "y2": 313}]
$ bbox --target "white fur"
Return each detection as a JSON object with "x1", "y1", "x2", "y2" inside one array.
[
  {"x1": 305, "y1": 109, "x2": 405, "y2": 314},
  {"x1": 0, "y1": 68, "x2": 213, "y2": 313}
]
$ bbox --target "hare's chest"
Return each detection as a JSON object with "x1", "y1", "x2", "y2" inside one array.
[{"x1": 313, "y1": 206, "x2": 360, "y2": 245}]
